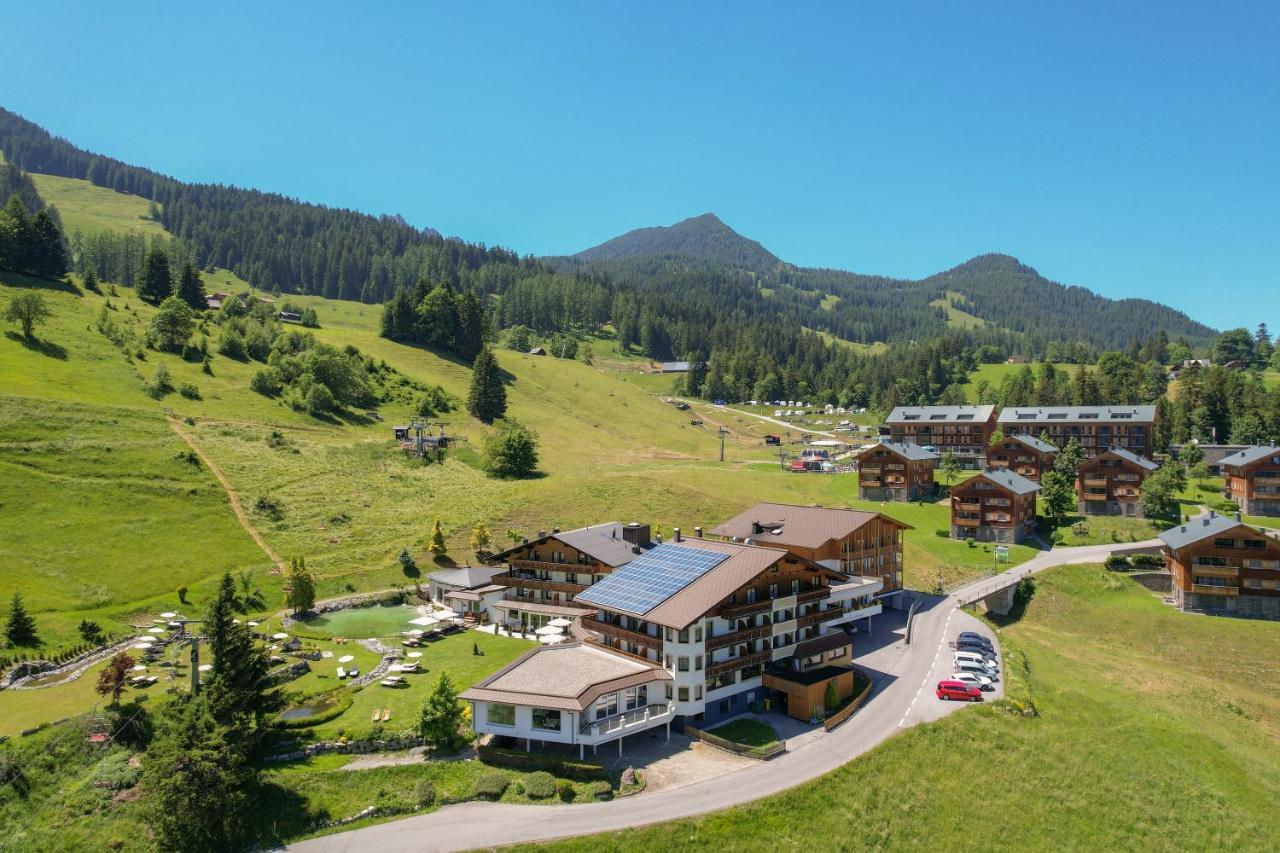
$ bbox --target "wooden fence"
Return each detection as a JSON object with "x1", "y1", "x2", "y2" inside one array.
[
  {"x1": 823, "y1": 668, "x2": 873, "y2": 732},
  {"x1": 684, "y1": 724, "x2": 786, "y2": 760}
]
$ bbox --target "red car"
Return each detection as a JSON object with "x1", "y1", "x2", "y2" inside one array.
[{"x1": 936, "y1": 679, "x2": 983, "y2": 702}]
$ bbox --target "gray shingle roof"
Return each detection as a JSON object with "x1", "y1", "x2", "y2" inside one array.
[
  {"x1": 427, "y1": 566, "x2": 505, "y2": 589},
  {"x1": 997, "y1": 405, "x2": 1157, "y2": 424},
  {"x1": 1158, "y1": 513, "x2": 1258, "y2": 550},
  {"x1": 710, "y1": 502, "x2": 912, "y2": 549},
  {"x1": 1219, "y1": 445, "x2": 1280, "y2": 468},
  {"x1": 885, "y1": 405, "x2": 995, "y2": 424},
  {"x1": 856, "y1": 440, "x2": 940, "y2": 462},
  {"x1": 460, "y1": 642, "x2": 670, "y2": 711},
  {"x1": 975, "y1": 468, "x2": 1041, "y2": 495},
  {"x1": 1102, "y1": 447, "x2": 1159, "y2": 471},
  {"x1": 490, "y1": 522, "x2": 652, "y2": 569},
  {"x1": 1004, "y1": 433, "x2": 1058, "y2": 453}
]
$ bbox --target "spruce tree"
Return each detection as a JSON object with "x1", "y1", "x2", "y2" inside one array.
[
  {"x1": 283, "y1": 557, "x2": 316, "y2": 615},
  {"x1": 137, "y1": 245, "x2": 172, "y2": 304},
  {"x1": 429, "y1": 520, "x2": 448, "y2": 558},
  {"x1": 416, "y1": 673, "x2": 465, "y2": 751},
  {"x1": 467, "y1": 346, "x2": 506, "y2": 422},
  {"x1": 204, "y1": 572, "x2": 279, "y2": 733},
  {"x1": 30, "y1": 208, "x2": 68, "y2": 277},
  {"x1": 4, "y1": 592, "x2": 38, "y2": 647},
  {"x1": 175, "y1": 261, "x2": 206, "y2": 311}
]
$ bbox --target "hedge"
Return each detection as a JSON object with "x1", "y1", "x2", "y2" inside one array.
[
  {"x1": 477, "y1": 744, "x2": 608, "y2": 780},
  {"x1": 474, "y1": 773, "x2": 510, "y2": 800},
  {"x1": 522, "y1": 771, "x2": 557, "y2": 799}
]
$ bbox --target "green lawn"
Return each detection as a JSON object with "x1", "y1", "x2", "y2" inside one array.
[
  {"x1": 29, "y1": 172, "x2": 167, "y2": 239},
  {"x1": 1045, "y1": 510, "x2": 1168, "y2": 547},
  {"x1": 533, "y1": 563, "x2": 1280, "y2": 852},
  {"x1": 707, "y1": 718, "x2": 780, "y2": 750}
]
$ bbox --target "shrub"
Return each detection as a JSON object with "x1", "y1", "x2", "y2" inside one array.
[
  {"x1": 251, "y1": 368, "x2": 284, "y2": 397},
  {"x1": 1105, "y1": 555, "x2": 1132, "y2": 572},
  {"x1": 587, "y1": 780, "x2": 613, "y2": 801},
  {"x1": 557, "y1": 781, "x2": 576, "y2": 802},
  {"x1": 414, "y1": 779, "x2": 437, "y2": 808},
  {"x1": 965, "y1": 537, "x2": 976, "y2": 548},
  {"x1": 522, "y1": 771, "x2": 557, "y2": 800},
  {"x1": 218, "y1": 327, "x2": 247, "y2": 360},
  {"x1": 473, "y1": 773, "x2": 510, "y2": 800},
  {"x1": 179, "y1": 382, "x2": 201, "y2": 400},
  {"x1": 1132, "y1": 553, "x2": 1165, "y2": 568},
  {"x1": 374, "y1": 787, "x2": 413, "y2": 815},
  {"x1": 254, "y1": 494, "x2": 284, "y2": 521},
  {"x1": 476, "y1": 745, "x2": 608, "y2": 780}
]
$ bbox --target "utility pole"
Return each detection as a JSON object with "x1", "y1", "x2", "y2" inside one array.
[
  {"x1": 172, "y1": 618, "x2": 205, "y2": 693},
  {"x1": 718, "y1": 426, "x2": 730, "y2": 462}
]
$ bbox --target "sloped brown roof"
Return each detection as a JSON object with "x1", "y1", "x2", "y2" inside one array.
[
  {"x1": 709, "y1": 502, "x2": 913, "y2": 549},
  {"x1": 460, "y1": 642, "x2": 669, "y2": 711},
  {"x1": 490, "y1": 522, "x2": 650, "y2": 569}
]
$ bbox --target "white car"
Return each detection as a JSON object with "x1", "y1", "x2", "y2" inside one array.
[
  {"x1": 950, "y1": 671, "x2": 995, "y2": 691},
  {"x1": 954, "y1": 659, "x2": 1000, "y2": 681},
  {"x1": 954, "y1": 650, "x2": 999, "y2": 670}
]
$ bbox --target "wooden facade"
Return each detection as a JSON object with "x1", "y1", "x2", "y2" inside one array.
[
  {"x1": 999, "y1": 407, "x2": 1156, "y2": 459},
  {"x1": 950, "y1": 473, "x2": 1039, "y2": 543},
  {"x1": 986, "y1": 437, "x2": 1056, "y2": 482},
  {"x1": 1222, "y1": 449, "x2": 1280, "y2": 517},
  {"x1": 1165, "y1": 520, "x2": 1280, "y2": 617},
  {"x1": 1076, "y1": 449, "x2": 1156, "y2": 517},
  {"x1": 884, "y1": 406, "x2": 997, "y2": 466},
  {"x1": 857, "y1": 444, "x2": 936, "y2": 502}
]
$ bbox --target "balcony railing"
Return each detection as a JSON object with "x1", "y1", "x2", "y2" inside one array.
[
  {"x1": 1191, "y1": 565, "x2": 1239, "y2": 578},
  {"x1": 583, "y1": 637, "x2": 657, "y2": 664},
  {"x1": 503, "y1": 574, "x2": 588, "y2": 594},
  {"x1": 706, "y1": 624, "x2": 771, "y2": 651},
  {"x1": 953, "y1": 517, "x2": 981, "y2": 527},
  {"x1": 581, "y1": 616, "x2": 661, "y2": 649},
  {"x1": 707, "y1": 650, "x2": 771, "y2": 678},
  {"x1": 510, "y1": 558, "x2": 596, "y2": 573},
  {"x1": 955, "y1": 501, "x2": 981, "y2": 511},
  {"x1": 580, "y1": 703, "x2": 672, "y2": 737},
  {"x1": 719, "y1": 598, "x2": 772, "y2": 619},
  {"x1": 796, "y1": 587, "x2": 831, "y2": 604},
  {"x1": 1192, "y1": 584, "x2": 1239, "y2": 596}
]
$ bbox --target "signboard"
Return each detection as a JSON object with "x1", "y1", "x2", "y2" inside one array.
[{"x1": 994, "y1": 545, "x2": 1010, "y2": 563}]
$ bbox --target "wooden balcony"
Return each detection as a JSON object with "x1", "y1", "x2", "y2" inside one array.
[
  {"x1": 719, "y1": 598, "x2": 771, "y2": 619},
  {"x1": 955, "y1": 501, "x2": 981, "y2": 511},
  {"x1": 583, "y1": 636, "x2": 658, "y2": 664},
  {"x1": 706, "y1": 624, "x2": 771, "y2": 651},
  {"x1": 1083, "y1": 478, "x2": 1109, "y2": 488},
  {"x1": 580, "y1": 616, "x2": 661, "y2": 649},
  {"x1": 1192, "y1": 584, "x2": 1239, "y2": 596},
  {"x1": 796, "y1": 587, "x2": 830, "y2": 604},
  {"x1": 797, "y1": 607, "x2": 846, "y2": 628},
  {"x1": 953, "y1": 517, "x2": 981, "y2": 527},
  {"x1": 707, "y1": 650, "x2": 771, "y2": 679},
  {"x1": 1192, "y1": 565, "x2": 1239, "y2": 578},
  {"x1": 510, "y1": 558, "x2": 598, "y2": 574},
  {"x1": 502, "y1": 574, "x2": 588, "y2": 594}
]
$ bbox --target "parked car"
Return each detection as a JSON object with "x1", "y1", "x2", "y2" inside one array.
[
  {"x1": 950, "y1": 672, "x2": 995, "y2": 691},
  {"x1": 954, "y1": 650, "x2": 999, "y2": 670},
  {"x1": 955, "y1": 640, "x2": 995, "y2": 657},
  {"x1": 936, "y1": 680, "x2": 983, "y2": 702},
  {"x1": 957, "y1": 631, "x2": 995, "y2": 650},
  {"x1": 954, "y1": 659, "x2": 999, "y2": 680}
]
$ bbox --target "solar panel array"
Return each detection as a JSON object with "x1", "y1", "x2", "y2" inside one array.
[{"x1": 576, "y1": 543, "x2": 730, "y2": 615}]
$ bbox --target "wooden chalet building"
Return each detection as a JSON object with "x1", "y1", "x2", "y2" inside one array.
[
  {"x1": 1076, "y1": 447, "x2": 1159, "y2": 517},
  {"x1": 986, "y1": 433, "x2": 1057, "y2": 482},
  {"x1": 487, "y1": 522, "x2": 655, "y2": 630},
  {"x1": 852, "y1": 441, "x2": 939, "y2": 502},
  {"x1": 1220, "y1": 445, "x2": 1280, "y2": 517},
  {"x1": 997, "y1": 405, "x2": 1156, "y2": 459},
  {"x1": 709, "y1": 501, "x2": 912, "y2": 600},
  {"x1": 1159, "y1": 512, "x2": 1280, "y2": 617},
  {"x1": 950, "y1": 469, "x2": 1040, "y2": 543},
  {"x1": 882, "y1": 405, "x2": 997, "y2": 468}
]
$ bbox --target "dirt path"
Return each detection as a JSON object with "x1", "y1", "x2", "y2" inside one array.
[{"x1": 166, "y1": 415, "x2": 286, "y2": 571}]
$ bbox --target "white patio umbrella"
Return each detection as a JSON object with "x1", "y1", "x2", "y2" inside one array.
[
  {"x1": 247, "y1": 621, "x2": 259, "y2": 627},
  {"x1": 159, "y1": 612, "x2": 176, "y2": 619},
  {"x1": 547, "y1": 617, "x2": 573, "y2": 628},
  {"x1": 432, "y1": 607, "x2": 459, "y2": 619},
  {"x1": 539, "y1": 634, "x2": 567, "y2": 644},
  {"x1": 338, "y1": 655, "x2": 354, "y2": 663},
  {"x1": 198, "y1": 664, "x2": 213, "y2": 672},
  {"x1": 147, "y1": 627, "x2": 164, "y2": 633},
  {"x1": 406, "y1": 651, "x2": 423, "y2": 658},
  {"x1": 534, "y1": 624, "x2": 564, "y2": 636},
  {"x1": 132, "y1": 643, "x2": 152, "y2": 650},
  {"x1": 272, "y1": 632, "x2": 289, "y2": 640},
  {"x1": 131, "y1": 665, "x2": 147, "y2": 671}
]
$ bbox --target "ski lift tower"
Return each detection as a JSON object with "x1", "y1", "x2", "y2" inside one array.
[{"x1": 171, "y1": 618, "x2": 206, "y2": 694}]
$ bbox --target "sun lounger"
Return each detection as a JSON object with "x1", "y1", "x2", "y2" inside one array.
[
  {"x1": 381, "y1": 709, "x2": 391, "y2": 722},
  {"x1": 372, "y1": 709, "x2": 380, "y2": 722},
  {"x1": 336, "y1": 666, "x2": 347, "y2": 679}
]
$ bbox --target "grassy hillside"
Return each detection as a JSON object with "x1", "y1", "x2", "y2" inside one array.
[
  {"x1": 29, "y1": 172, "x2": 167, "y2": 239},
  {"x1": 535, "y1": 564, "x2": 1280, "y2": 852},
  {"x1": 930, "y1": 290, "x2": 987, "y2": 330}
]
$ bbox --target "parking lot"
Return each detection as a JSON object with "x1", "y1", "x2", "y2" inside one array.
[{"x1": 896, "y1": 606, "x2": 1004, "y2": 728}]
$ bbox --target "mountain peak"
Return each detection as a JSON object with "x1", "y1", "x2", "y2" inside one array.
[{"x1": 574, "y1": 213, "x2": 780, "y2": 272}]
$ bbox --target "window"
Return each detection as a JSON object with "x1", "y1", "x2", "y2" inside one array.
[
  {"x1": 678, "y1": 629, "x2": 689, "y2": 644},
  {"x1": 694, "y1": 685, "x2": 703, "y2": 700},
  {"x1": 664, "y1": 654, "x2": 671, "y2": 668},
  {"x1": 695, "y1": 655, "x2": 703, "y2": 671},
  {"x1": 746, "y1": 587, "x2": 758, "y2": 604},
  {"x1": 694, "y1": 625, "x2": 703, "y2": 643},
  {"x1": 597, "y1": 692, "x2": 618, "y2": 719},
  {"x1": 488, "y1": 703, "x2": 515, "y2": 726},
  {"x1": 678, "y1": 656, "x2": 689, "y2": 672},
  {"x1": 665, "y1": 627, "x2": 673, "y2": 641},
  {"x1": 531, "y1": 708, "x2": 561, "y2": 731},
  {"x1": 677, "y1": 687, "x2": 689, "y2": 702},
  {"x1": 791, "y1": 579, "x2": 800, "y2": 595},
  {"x1": 768, "y1": 583, "x2": 779, "y2": 598},
  {"x1": 828, "y1": 646, "x2": 846, "y2": 660},
  {"x1": 1245, "y1": 539, "x2": 1266, "y2": 549}
]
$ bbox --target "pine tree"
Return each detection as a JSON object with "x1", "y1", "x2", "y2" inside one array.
[
  {"x1": 483, "y1": 422, "x2": 539, "y2": 479},
  {"x1": 30, "y1": 208, "x2": 68, "y2": 277},
  {"x1": 204, "y1": 572, "x2": 280, "y2": 733},
  {"x1": 467, "y1": 346, "x2": 506, "y2": 422},
  {"x1": 1039, "y1": 470, "x2": 1075, "y2": 528},
  {"x1": 4, "y1": 591, "x2": 38, "y2": 647},
  {"x1": 0, "y1": 193, "x2": 32, "y2": 272},
  {"x1": 416, "y1": 673, "x2": 465, "y2": 751},
  {"x1": 175, "y1": 261, "x2": 206, "y2": 311},
  {"x1": 471, "y1": 521, "x2": 492, "y2": 560},
  {"x1": 283, "y1": 557, "x2": 316, "y2": 615},
  {"x1": 429, "y1": 520, "x2": 448, "y2": 558},
  {"x1": 137, "y1": 245, "x2": 172, "y2": 304},
  {"x1": 82, "y1": 268, "x2": 100, "y2": 293}
]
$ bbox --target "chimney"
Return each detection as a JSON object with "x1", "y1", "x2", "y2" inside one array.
[
  {"x1": 622, "y1": 522, "x2": 651, "y2": 547},
  {"x1": 538, "y1": 529, "x2": 547, "y2": 538},
  {"x1": 1180, "y1": 525, "x2": 1186, "y2": 533},
  {"x1": 1235, "y1": 512, "x2": 1242, "y2": 522},
  {"x1": 552, "y1": 527, "x2": 560, "y2": 534},
  {"x1": 694, "y1": 526, "x2": 703, "y2": 538},
  {"x1": 674, "y1": 527, "x2": 681, "y2": 542}
]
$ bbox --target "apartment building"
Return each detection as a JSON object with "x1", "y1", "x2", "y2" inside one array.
[
  {"x1": 425, "y1": 566, "x2": 507, "y2": 623},
  {"x1": 487, "y1": 522, "x2": 654, "y2": 630},
  {"x1": 1159, "y1": 512, "x2": 1280, "y2": 617},
  {"x1": 572, "y1": 534, "x2": 881, "y2": 725},
  {"x1": 882, "y1": 405, "x2": 997, "y2": 468},
  {"x1": 1076, "y1": 447, "x2": 1159, "y2": 517},
  {"x1": 709, "y1": 501, "x2": 911, "y2": 598},
  {"x1": 1220, "y1": 445, "x2": 1280, "y2": 517},
  {"x1": 997, "y1": 406, "x2": 1156, "y2": 458},
  {"x1": 852, "y1": 441, "x2": 939, "y2": 502},
  {"x1": 986, "y1": 433, "x2": 1057, "y2": 482},
  {"x1": 949, "y1": 469, "x2": 1040, "y2": 543}
]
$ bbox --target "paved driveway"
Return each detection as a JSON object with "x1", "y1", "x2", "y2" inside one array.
[{"x1": 290, "y1": 541, "x2": 1144, "y2": 853}]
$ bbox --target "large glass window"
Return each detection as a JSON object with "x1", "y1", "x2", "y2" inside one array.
[
  {"x1": 597, "y1": 692, "x2": 618, "y2": 720},
  {"x1": 488, "y1": 703, "x2": 515, "y2": 726},
  {"x1": 531, "y1": 708, "x2": 562, "y2": 731}
]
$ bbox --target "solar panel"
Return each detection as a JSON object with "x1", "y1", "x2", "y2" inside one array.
[{"x1": 576, "y1": 543, "x2": 730, "y2": 616}]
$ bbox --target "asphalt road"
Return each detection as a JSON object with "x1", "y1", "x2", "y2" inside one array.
[{"x1": 290, "y1": 537, "x2": 1159, "y2": 853}]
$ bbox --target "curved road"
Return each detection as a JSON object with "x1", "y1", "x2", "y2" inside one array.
[{"x1": 292, "y1": 538, "x2": 1157, "y2": 853}]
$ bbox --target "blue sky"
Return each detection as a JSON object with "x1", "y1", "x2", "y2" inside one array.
[{"x1": 5, "y1": 1, "x2": 1277, "y2": 328}]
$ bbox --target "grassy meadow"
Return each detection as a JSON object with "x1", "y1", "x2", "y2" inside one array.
[{"x1": 533, "y1": 563, "x2": 1280, "y2": 852}]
